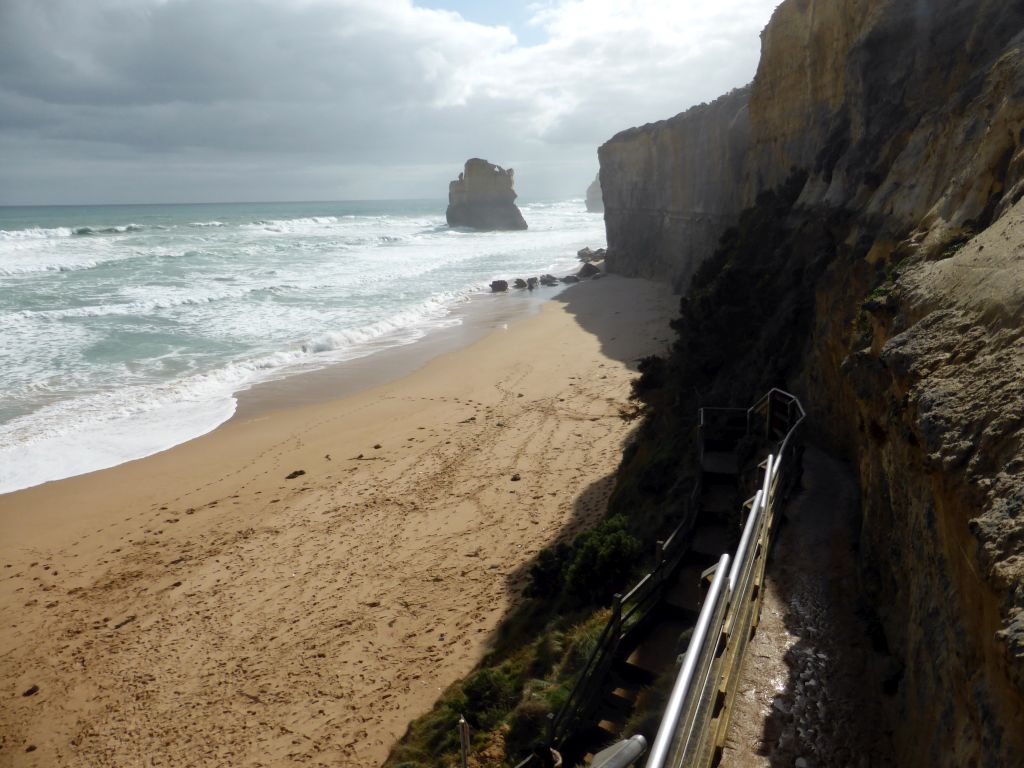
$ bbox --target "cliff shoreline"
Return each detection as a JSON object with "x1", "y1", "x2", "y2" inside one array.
[{"x1": 598, "y1": 0, "x2": 1024, "y2": 764}]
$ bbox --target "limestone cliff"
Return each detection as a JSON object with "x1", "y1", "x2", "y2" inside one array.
[
  {"x1": 600, "y1": 0, "x2": 1024, "y2": 764},
  {"x1": 601, "y1": 0, "x2": 1024, "y2": 287},
  {"x1": 585, "y1": 174, "x2": 603, "y2": 213},
  {"x1": 446, "y1": 158, "x2": 528, "y2": 231},
  {"x1": 599, "y1": 87, "x2": 750, "y2": 290},
  {"x1": 820, "y1": 202, "x2": 1024, "y2": 768}
]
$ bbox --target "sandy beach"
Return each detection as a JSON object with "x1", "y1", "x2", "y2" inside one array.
[{"x1": 0, "y1": 275, "x2": 675, "y2": 768}]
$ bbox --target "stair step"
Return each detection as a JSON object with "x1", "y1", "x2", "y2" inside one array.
[
  {"x1": 703, "y1": 436, "x2": 741, "y2": 453},
  {"x1": 699, "y1": 483, "x2": 737, "y2": 515},
  {"x1": 613, "y1": 660, "x2": 658, "y2": 688},
  {"x1": 680, "y1": 548, "x2": 718, "y2": 569},
  {"x1": 600, "y1": 690, "x2": 637, "y2": 719},
  {"x1": 691, "y1": 523, "x2": 734, "y2": 557},
  {"x1": 664, "y1": 565, "x2": 705, "y2": 612},
  {"x1": 656, "y1": 600, "x2": 699, "y2": 625},
  {"x1": 701, "y1": 451, "x2": 739, "y2": 475},
  {"x1": 576, "y1": 724, "x2": 619, "y2": 761},
  {"x1": 625, "y1": 614, "x2": 692, "y2": 680}
]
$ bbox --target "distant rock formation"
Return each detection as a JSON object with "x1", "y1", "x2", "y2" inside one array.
[
  {"x1": 585, "y1": 174, "x2": 604, "y2": 213},
  {"x1": 446, "y1": 159, "x2": 528, "y2": 231}
]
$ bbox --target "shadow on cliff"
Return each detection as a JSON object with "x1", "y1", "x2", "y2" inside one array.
[{"x1": 753, "y1": 446, "x2": 897, "y2": 767}]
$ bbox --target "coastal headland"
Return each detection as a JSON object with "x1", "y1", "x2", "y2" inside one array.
[{"x1": 0, "y1": 275, "x2": 674, "y2": 767}]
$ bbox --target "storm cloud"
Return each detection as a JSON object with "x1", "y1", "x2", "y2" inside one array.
[{"x1": 0, "y1": 0, "x2": 780, "y2": 204}]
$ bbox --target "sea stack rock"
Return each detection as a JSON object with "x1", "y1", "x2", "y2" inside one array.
[
  {"x1": 585, "y1": 174, "x2": 604, "y2": 213},
  {"x1": 446, "y1": 158, "x2": 528, "y2": 231}
]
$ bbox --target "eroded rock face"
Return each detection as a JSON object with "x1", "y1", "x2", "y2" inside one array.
[
  {"x1": 446, "y1": 158, "x2": 528, "y2": 231},
  {"x1": 597, "y1": 0, "x2": 1024, "y2": 763},
  {"x1": 600, "y1": 87, "x2": 751, "y2": 290},
  {"x1": 799, "y1": 200, "x2": 1024, "y2": 768},
  {"x1": 585, "y1": 174, "x2": 603, "y2": 213},
  {"x1": 600, "y1": 0, "x2": 1024, "y2": 288}
]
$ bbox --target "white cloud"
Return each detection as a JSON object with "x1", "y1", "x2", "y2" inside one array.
[{"x1": 0, "y1": 0, "x2": 780, "y2": 204}]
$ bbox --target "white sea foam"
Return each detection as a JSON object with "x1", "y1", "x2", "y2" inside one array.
[
  {"x1": 0, "y1": 294, "x2": 467, "y2": 493},
  {"x1": 0, "y1": 199, "x2": 604, "y2": 493},
  {"x1": 246, "y1": 216, "x2": 340, "y2": 233},
  {"x1": 0, "y1": 226, "x2": 76, "y2": 240},
  {"x1": 14, "y1": 284, "x2": 293, "y2": 320},
  {"x1": 0, "y1": 259, "x2": 106, "y2": 276},
  {"x1": 0, "y1": 223, "x2": 143, "y2": 240}
]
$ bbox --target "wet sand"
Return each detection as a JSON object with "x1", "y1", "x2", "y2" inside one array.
[{"x1": 0, "y1": 275, "x2": 675, "y2": 767}]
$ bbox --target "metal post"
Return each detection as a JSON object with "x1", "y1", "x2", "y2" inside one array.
[
  {"x1": 458, "y1": 715, "x2": 470, "y2": 768},
  {"x1": 655, "y1": 539, "x2": 665, "y2": 565}
]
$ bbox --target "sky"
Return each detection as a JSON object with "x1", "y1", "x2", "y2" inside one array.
[{"x1": 0, "y1": 0, "x2": 781, "y2": 205}]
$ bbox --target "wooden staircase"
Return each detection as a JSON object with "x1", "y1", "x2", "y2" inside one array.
[{"x1": 556, "y1": 411, "x2": 749, "y2": 766}]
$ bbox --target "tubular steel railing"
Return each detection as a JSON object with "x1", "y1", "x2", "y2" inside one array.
[
  {"x1": 533, "y1": 389, "x2": 803, "y2": 768},
  {"x1": 646, "y1": 388, "x2": 805, "y2": 768}
]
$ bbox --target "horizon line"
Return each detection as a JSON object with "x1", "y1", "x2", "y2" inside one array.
[{"x1": 0, "y1": 195, "x2": 583, "y2": 210}]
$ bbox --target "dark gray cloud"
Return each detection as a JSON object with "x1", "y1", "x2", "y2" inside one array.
[{"x1": 0, "y1": 0, "x2": 780, "y2": 204}]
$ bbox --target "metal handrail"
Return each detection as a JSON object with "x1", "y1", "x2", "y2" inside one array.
[
  {"x1": 645, "y1": 554, "x2": 731, "y2": 768},
  {"x1": 647, "y1": 390, "x2": 804, "y2": 768},
  {"x1": 548, "y1": 389, "x2": 804, "y2": 761},
  {"x1": 727, "y1": 488, "x2": 764, "y2": 593}
]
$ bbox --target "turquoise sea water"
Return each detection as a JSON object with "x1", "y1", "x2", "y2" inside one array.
[{"x1": 0, "y1": 199, "x2": 604, "y2": 493}]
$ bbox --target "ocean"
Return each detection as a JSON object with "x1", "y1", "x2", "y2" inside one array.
[{"x1": 0, "y1": 199, "x2": 605, "y2": 494}]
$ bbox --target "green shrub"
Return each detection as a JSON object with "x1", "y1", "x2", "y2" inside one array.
[
  {"x1": 564, "y1": 516, "x2": 642, "y2": 605},
  {"x1": 505, "y1": 698, "x2": 553, "y2": 761},
  {"x1": 529, "y1": 631, "x2": 564, "y2": 679},
  {"x1": 525, "y1": 542, "x2": 570, "y2": 598},
  {"x1": 463, "y1": 665, "x2": 521, "y2": 730},
  {"x1": 560, "y1": 610, "x2": 612, "y2": 677},
  {"x1": 631, "y1": 354, "x2": 667, "y2": 399}
]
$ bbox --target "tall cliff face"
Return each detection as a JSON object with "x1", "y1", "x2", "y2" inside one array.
[
  {"x1": 750, "y1": 0, "x2": 1024, "y2": 254},
  {"x1": 599, "y1": 87, "x2": 750, "y2": 290},
  {"x1": 816, "y1": 202, "x2": 1024, "y2": 767},
  {"x1": 602, "y1": 0, "x2": 1024, "y2": 285},
  {"x1": 601, "y1": 0, "x2": 1024, "y2": 765}
]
